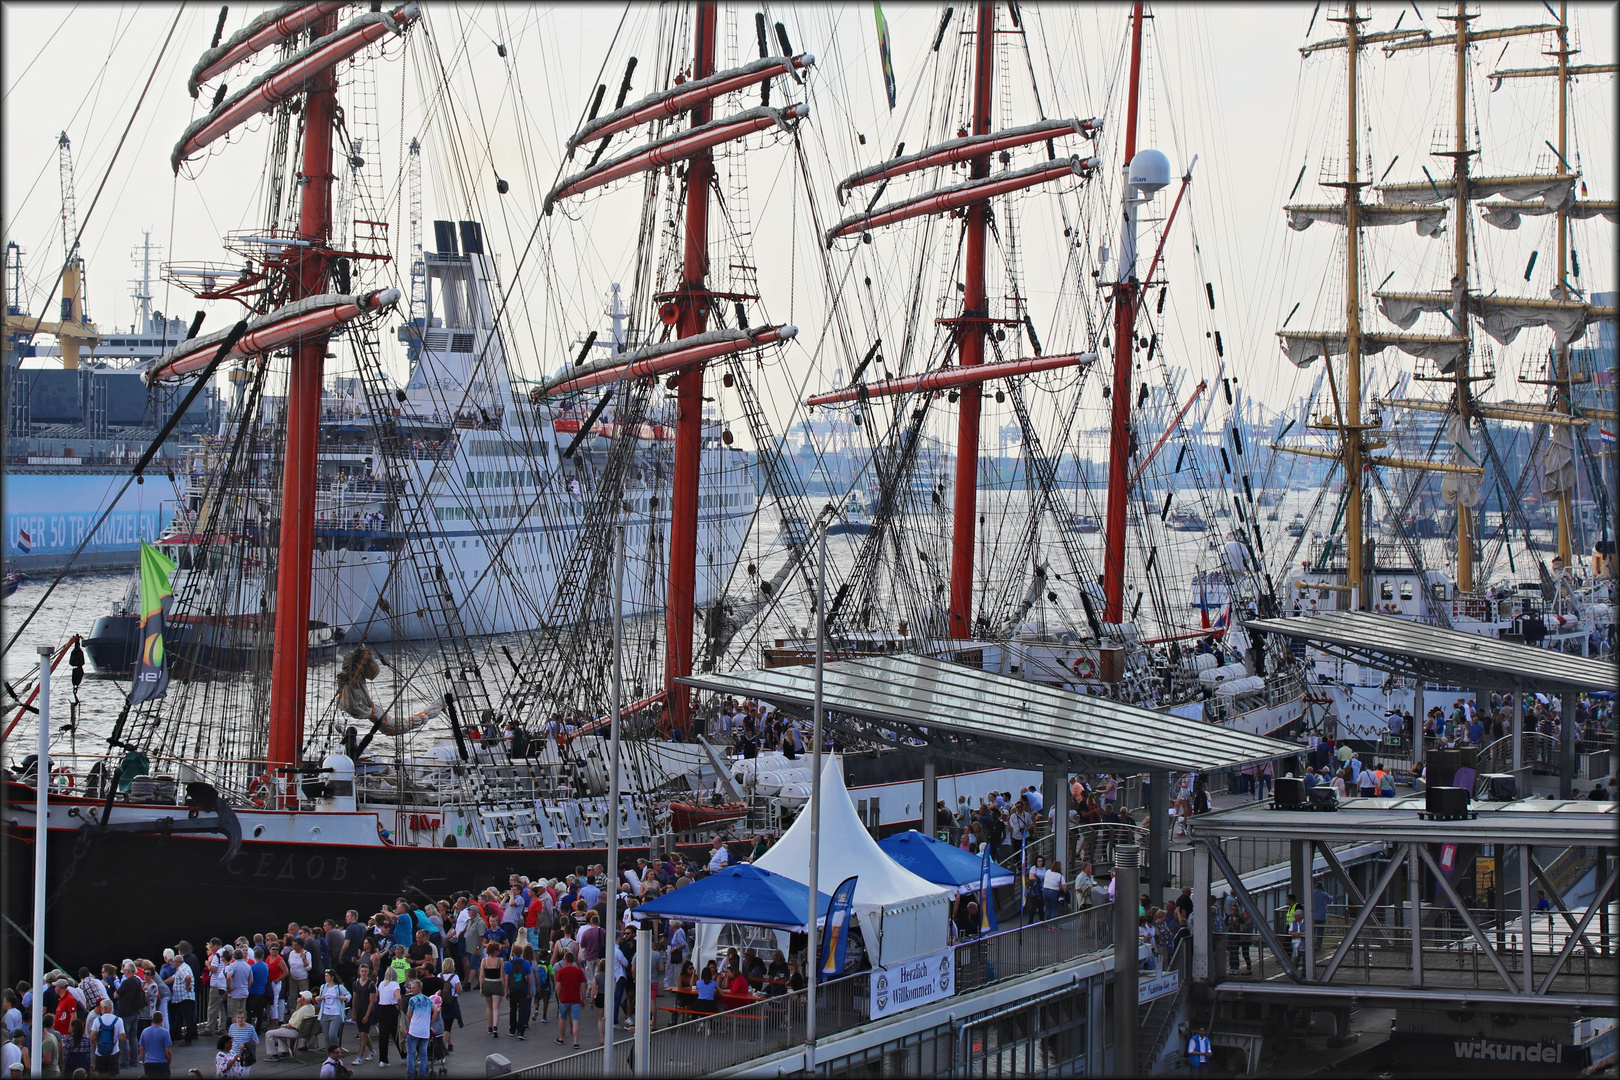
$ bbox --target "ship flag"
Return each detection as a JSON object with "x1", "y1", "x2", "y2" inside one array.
[
  {"x1": 129, "y1": 540, "x2": 178, "y2": 704},
  {"x1": 15, "y1": 528, "x2": 30, "y2": 554},
  {"x1": 874, "y1": 2, "x2": 897, "y2": 110}
]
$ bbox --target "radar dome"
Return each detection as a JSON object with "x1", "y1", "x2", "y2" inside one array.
[{"x1": 1127, "y1": 148, "x2": 1171, "y2": 194}]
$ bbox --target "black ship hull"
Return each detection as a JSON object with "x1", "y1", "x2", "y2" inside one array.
[
  {"x1": 85, "y1": 614, "x2": 343, "y2": 676},
  {"x1": 2, "y1": 801, "x2": 748, "y2": 981}
]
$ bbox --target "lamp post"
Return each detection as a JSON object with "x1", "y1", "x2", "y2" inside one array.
[{"x1": 805, "y1": 528, "x2": 826, "y2": 1070}]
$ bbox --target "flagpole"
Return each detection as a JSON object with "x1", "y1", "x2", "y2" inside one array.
[
  {"x1": 805, "y1": 527, "x2": 826, "y2": 1070},
  {"x1": 31, "y1": 645, "x2": 51, "y2": 1080},
  {"x1": 604, "y1": 525, "x2": 625, "y2": 1077}
]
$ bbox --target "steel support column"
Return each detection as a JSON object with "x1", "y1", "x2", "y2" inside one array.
[
  {"x1": 1303, "y1": 841, "x2": 1316, "y2": 981},
  {"x1": 1520, "y1": 841, "x2": 1533, "y2": 992},
  {"x1": 923, "y1": 756, "x2": 938, "y2": 838},
  {"x1": 1046, "y1": 769, "x2": 1069, "y2": 871},
  {"x1": 1560, "y1": 691, "x2": 1577, "y2": 799},
  {"x1": 1192, "y1": 841, "x2": 1211, "y2": 982},
  {"x1": 1408, "y1": 844, "x2": 1423, "y2": 987},
  {"x1": 1112, "y1": 845, "x2": 1140, "y2": 1077},
  {"x1": 1147, "y1": 768, "x2": 1168, "y2": 903}
]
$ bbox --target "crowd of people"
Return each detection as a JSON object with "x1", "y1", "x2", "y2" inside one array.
[{"x1": 4, "y1": 837, "x2": 871, "y2": 1079}]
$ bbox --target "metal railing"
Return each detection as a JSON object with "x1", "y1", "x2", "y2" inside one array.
[
  {"x1": 512, "y1": 903, "x2": 1118, "y2": 1078},
  {"x1": 1213, "y1": 901, "x2": 1619, "y2": 992},
  {"x1": 1477, "y1": 731, "x2": 1561, "y2": 775}
]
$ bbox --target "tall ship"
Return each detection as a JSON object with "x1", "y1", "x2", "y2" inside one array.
[
  {"x1": 1267, "y1": 1, "x2": 1616, "y2": 738},
  {"x1": 781, "y1": 0, "x2": 1311, "y2": 737},
  {"x1": 2, "y1": 0, "x2": 799, "y2": 972}
]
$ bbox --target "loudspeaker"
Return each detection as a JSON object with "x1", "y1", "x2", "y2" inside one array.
[
  {"x1": 1423, "y1": 785, "x2": 1470, "y2": 820},
  {"x1": 1478, "y1": 773, "x2": 1518, "y2": 801},
  {"x1": 1307, "y1": 785, "x2": 1338, "y2": 811},
  {"x1": 1428, "y1": 749, "x2": 1461, "y2": 789},
  {"x1": 1458, "y1": 746, "x2": 1479, "y2": 769},
  {"x1": 1273, "y1": 776, "x2": 1307, "y2": 809}
]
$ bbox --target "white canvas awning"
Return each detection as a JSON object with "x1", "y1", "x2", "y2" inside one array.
[{"x1": 697, "y1": 754, "x2": 954, "y2": 969}]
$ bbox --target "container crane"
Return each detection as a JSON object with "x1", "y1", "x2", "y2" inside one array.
[{"x1": 2, "y1": 133, "x2": 100, "y2": 368}]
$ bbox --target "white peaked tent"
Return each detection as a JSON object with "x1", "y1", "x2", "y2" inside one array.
[{"x1": 734, "y1": 754, "x2": 955, "y2": 967}]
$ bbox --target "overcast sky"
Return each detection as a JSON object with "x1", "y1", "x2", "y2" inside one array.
[{"x1": 4, "y1": 2, "x2": 1614, "y2": 432}]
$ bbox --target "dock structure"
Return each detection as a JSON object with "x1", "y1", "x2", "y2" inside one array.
[
  {"x1": 682, "y1": 651, "x2": 1299, "y2": 918},
  {"x1": 1246, "y1": 610, "x2": 1618, "y2": 797},
  {"x1": 667, "y1": 652, "x2": 1303, "y2": 1076}
]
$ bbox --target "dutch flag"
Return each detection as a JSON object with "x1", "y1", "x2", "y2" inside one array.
[
  {"x1": 15, "y1": 528, "x2": 30, "y2": 554},
  {"x1": 1602, "y1": 427, "x2": 1616, "y2": 446}
]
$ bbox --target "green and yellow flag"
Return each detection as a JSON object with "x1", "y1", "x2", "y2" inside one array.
[
  {"x1": 874, "y1": 2, "x2": 897, "y2": 111},
  {"x1": 129, "y1": 540, "x2": 178, "y2": 704}
]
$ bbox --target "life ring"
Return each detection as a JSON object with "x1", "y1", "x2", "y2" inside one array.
[
  {"x1": 246, "y1": 774, "x2": 273, "y2": 808},
  {"x1": 1072, "y1": 655, "x2": 1096, "y2": 680},
  {"x1": 51, "y1": 765, "x2": 75, "y2": 790}
]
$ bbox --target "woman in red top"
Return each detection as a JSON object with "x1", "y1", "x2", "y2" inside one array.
[
  {"x1": 264, "y1": 947, "x2": 288, "y2": 1022},
  {"x1": 726, "y1": 969, "x2": 751, "y2": 999}
]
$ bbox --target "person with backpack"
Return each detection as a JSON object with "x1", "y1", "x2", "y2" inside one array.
[
  {"x1": 531, "y1": 955, "x2": 552, "y2": 1024},
  {"x1": 429, "y1": 958, "x2": 458, "y2": 1053},
  {"x1": 90, "y1": 999, "x2": 125, "y2": 1076},
  {"x1": 503, "y1": 947, "x2": 532, "y2": 1039},
  {"x1": 318, "y1": 1044, "x2": 353, "y2": 1079}
]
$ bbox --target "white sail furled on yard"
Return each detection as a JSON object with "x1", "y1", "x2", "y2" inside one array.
[
  {"x1": 1374, "y1": 290, "x2": 1597, "y2": 347},
  {"x1": 1439, "y1": 416, "x2": 1483, "y2": 509},
  {"x1": 1377, "y1": 173, "x2": 1575, "y2": 208},
  {"x1": 1538, "y1": 424, "x2": 1579, "y2": 499},
  {"x1": 1277, "y1": 331, "x2": 1466, "y2": 372},
  {"x1": 1479, "y1": 197, "x2": 1616, "y2": 230},
  {"x1": 1284, "y1": 203, "x2": 1447, "y2": 237}
]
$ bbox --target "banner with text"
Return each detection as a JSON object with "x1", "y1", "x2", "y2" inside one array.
[{"x1": 869, "y1": 947, "x2": 954, "y2": 1020}]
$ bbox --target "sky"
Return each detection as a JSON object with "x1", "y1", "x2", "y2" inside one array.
[{"x1": 3, "y1": 1, "x2": 1614, "y2": 443}]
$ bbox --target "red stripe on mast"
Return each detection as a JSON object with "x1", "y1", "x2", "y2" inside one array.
[
  {"x1": 947, "y1": 0, "x2": 997, "y2": 640},
  {"x1": 1102, "y1": 0, "x2": 1145, "y2": 625},
  {"x1": 665, "y1": 1, "x2": 719, "y2": 734},
  {"x1": 266, "y1": 11, "x2": 340, "y2": 804}
]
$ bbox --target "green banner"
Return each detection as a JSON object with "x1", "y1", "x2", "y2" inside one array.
[{"x1": 129, "y1": 539, "x2": 178, "y2": 704}]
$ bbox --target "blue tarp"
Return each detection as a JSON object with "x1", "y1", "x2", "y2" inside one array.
[
  {"x1": 877, "y1": 830, "x2": 1018, "y2": 895},
  {"x1": 629, "y1": 864, "x2": 835, "y2": 931}
]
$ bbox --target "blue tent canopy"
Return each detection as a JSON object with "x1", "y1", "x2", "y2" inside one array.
[
  {"x1": 629, "y1": 864, "x2": 836, "y2": 932},
  {"x1": 877, "y1": 830, "x2": 1018, "y2": 896}
]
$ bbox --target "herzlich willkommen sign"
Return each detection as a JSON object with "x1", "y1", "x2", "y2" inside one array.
[{"x1": 870, "y1": 947, "x2": 955, "y2": 1020}]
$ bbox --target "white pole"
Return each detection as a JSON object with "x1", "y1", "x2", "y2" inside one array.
[
  {"x1": 32, "y1": 645, "x2": 51, "y2": 1080},
  {"x1": 805, "y1": 530, "x2": 826, "y2": 1070},
  {"x1": 604, "y1": 526, "x2": 625, "y2": 1077},
  {"x1": 633, "y1": 924, "x2": 651, "y2": 1076}
]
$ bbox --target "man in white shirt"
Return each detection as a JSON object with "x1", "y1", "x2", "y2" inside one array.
[{"x1": 707, "y1": 838, "x2": 730, "y2": 873}]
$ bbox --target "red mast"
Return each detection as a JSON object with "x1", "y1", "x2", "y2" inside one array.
[
  {"x1": 266, "y1": 11, "x2": 340, "y2": 801},
  {"x1": 664, "y1": 1, "x2": 720, "y2": 732},
  {"x1": 945, "y1": 0, "x2": 997, "y2": 639},
  {"x1": 1101, "y1": 0, "x2": 1145, "y2": 625}
]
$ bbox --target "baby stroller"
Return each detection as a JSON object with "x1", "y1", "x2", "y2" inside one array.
[{"x1": 426, "y1": 1032, "x2": 449, "y2": 1077}]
